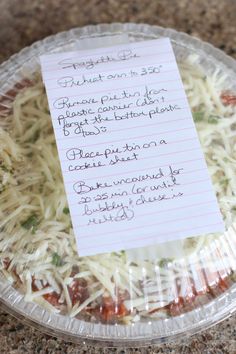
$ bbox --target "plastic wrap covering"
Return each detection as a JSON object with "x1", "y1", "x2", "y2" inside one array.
[{"x1": 0, "y1": 23, "x2": 236, "y2": 347}]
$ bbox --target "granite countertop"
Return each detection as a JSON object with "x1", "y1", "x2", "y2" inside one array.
[{"x1": 1, "y1": 0, "x2": 236, "y2": 353}]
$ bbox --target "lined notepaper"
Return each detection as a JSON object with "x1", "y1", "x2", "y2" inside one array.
[{"x1": 40, "y1": 38, "x2": 224, "y2": 256}]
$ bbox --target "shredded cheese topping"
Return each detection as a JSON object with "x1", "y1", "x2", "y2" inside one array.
[{"x1": 0, "y1": 55, "x2": 236, "y2": 323}]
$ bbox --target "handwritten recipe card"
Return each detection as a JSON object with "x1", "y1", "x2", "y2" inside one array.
[{"x1": 40, "y1": 38, "x2": 224, "y2": 256}]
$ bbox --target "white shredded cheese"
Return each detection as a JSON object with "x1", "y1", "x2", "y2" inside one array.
[{"x1": 0, "y1": 56, "x2": 236, "y2": 323}]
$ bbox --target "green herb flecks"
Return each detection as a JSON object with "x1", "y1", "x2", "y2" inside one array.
[
  {"x1": 208, "y1": 115, "x2": 219, "y2": 124},
  {"x1": 158, "y1": 258, "x2": 173, "y2": 268},
  {"x1": 63, "y1": 207, "x2": 70, "y2": 215},
  {"x1": 220, "y1": 178, "x2": 231, "y2": 188},
  {"x1": 21, "y1": 214, "x2": 39, "y2": 234},
  {"x1": 52, "y1": 252, "x2": 63, "y2": 267},
  {"x1": 193, "y1": 111, "x2": 204, "y2": 123}
]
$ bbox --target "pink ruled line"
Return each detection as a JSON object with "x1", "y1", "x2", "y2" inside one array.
[
  {"x1": 76, "y1": 217, "x2": 223, "y2": 248},
  {"x1": 43, "y1": 59, "x2": 176, "y2": 81},
  {"x1": 77, "y1": 221, "x2": 224, "y2": 252},
  {"x1": 56, "y1": 116, "x2": 192, "y2": 143},
  {"x1": 57, "y1": 116, "x2": 191, "y2": 150},
  {"x1": 41, "y1": 46, "x2": 172, "y2": 67},
  {"x1": 72, "y1": 198, "x2": 214, "y2": 217},
  {"x1": 62, "y1": 147, "x2": 201, "y2": 180},
  {"x1": 68, "y1": 168, "x2": 209, "y2": 207},
  {"x1": 60, "y1": 121, "x2": 193, "y2": 149},
  {"x1": 60, "y1": 136, "x2": 197, "y2": 164},
  {"x1": 48, "y1": 86, "x2": 185, "y2": 101},
  {"x1": 64, "y1": 157, "x2": 205, "y2": 184},
  {"x1": 70, "y1": 183, "x2": 213, "y2": 218},
  {"x1": 68, "y1": 174, "x2": 211, "y2": 206},
  {"x1": 51, "y1": 95, "x2": 187, "y2": 124},
  {"x1": 56, "y1": 119, "x2": 192, "y2": 144},
  {"x1": 45, "y1": 68, "x2": 178, "y2": 91},
  {"x1": 61, "y1": 137, "x2": 200, "y2": 173},
  {"x1": 52, "y1": 68, "x2": 178, "y2": 86},
  {"x1": 54, "y1": 116, "x2": 190, "y2": 142},
  {"x1": 76, "y1": 210, "x2": 219, "y2": 236},
  {"x1": 46, "y1": 76, "x2": 182, "y2": 92}
]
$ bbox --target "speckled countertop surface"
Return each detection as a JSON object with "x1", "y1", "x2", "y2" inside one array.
[{"x1": 1, "y1": 0, "x2": 236, "y2": 353}]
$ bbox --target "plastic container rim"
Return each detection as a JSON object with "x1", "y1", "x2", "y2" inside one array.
[{"x1": 0, "y1": 22, "x2": 236, "y2": 347}]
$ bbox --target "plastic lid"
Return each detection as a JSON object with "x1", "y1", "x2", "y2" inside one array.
[{"x1": 0, "y1": 23, "x2": 236, "y2": 347}]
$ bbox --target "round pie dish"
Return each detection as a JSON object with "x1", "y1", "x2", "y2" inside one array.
[{"x1": 0, "y1": 23, "x2": 236, "y2": 347}]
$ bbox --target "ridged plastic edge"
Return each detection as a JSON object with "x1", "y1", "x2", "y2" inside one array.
[{"x1": 0, "y1": 23, "x2": 236, "y2": 347}]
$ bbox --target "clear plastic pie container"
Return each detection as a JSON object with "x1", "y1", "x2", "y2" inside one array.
[{"x1": 0, "y1": 23, "x2": 236, "y2": 347}]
